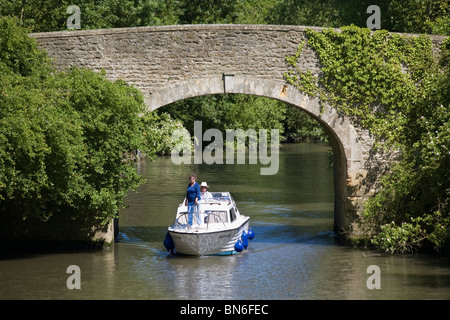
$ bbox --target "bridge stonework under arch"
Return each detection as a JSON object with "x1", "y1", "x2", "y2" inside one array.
[{"x1": 30, "y1": 25, "x2": 445, "y2": 241}]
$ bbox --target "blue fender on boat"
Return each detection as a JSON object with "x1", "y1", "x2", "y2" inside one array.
[
  {"x1": 242, "y1": 231, "x2": 248, "y2": 249},
  {"x1": 234, "y1": 240, "x2": 244, "y2": 252},
  {"x1": 248, "y1": 228, "x2": 255, "y2": 240},
  {"x1": 163, "y1": 232, "x2": 175, "y2": 252}
]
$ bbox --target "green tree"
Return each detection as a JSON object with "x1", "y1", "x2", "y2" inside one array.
[
  {"x1": 141, "y1": 111, "x2": 188, "y2": 156},
  {"x1": 1, "y1": 0, "x2": 448, "y2": 35},
  {"x1": 0, "y1": 0, "x2": 182, "y2": 32},
  {"x1": 234, "y1": 0, "x2": 277, "y2": 24},
  {"x1": 0, "y1": 17, "x2": 153, "y2": 241},
  {"x1": 177, "y1": 0, "x2": 239, "y2": 24},
  {"x1": 159, "y1": 94, "x2": 287, "y2": 140},
  {"x1": 284, "y1": 106, "x2": 327, "y2": 142},
  {"x1": 386, "y1": 0, "x2": 449, "y2": 35},
  {"x1": 0, "y1": 16, "x2": 51, "y2": 77}
]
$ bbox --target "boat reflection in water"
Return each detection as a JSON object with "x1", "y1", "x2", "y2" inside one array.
[{"x1": 164, "y1": 192, "x2": 255, "y2": 256}]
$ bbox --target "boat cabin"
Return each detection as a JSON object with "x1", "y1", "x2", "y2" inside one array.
[{"x1": 174, "y1": 192, "x2": 241, "y2": 229}]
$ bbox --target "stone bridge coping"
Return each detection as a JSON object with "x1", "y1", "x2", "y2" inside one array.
[
  {"x1": 30, "y1": 23, "x2": 447, "y2": 42},
  {"x1": 30, "y1": 24, "x2": 328, "y2": 38}
]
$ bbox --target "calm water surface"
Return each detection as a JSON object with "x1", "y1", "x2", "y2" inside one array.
[{"x1": 1, "y1": 143, "x2": 449, "y2": 300}]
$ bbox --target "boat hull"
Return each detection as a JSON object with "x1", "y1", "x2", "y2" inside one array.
[{"x1": 168, "y1": 217, "x2": 250, "y2": 256}]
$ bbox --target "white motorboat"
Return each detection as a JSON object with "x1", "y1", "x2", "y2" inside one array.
[{"x1": 164, "y1": 192, "x2": 254, "y2": 256}]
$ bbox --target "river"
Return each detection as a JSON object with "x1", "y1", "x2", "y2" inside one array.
[{"x1": 1, "y1": 143, "x2": 449, "y2": 300}]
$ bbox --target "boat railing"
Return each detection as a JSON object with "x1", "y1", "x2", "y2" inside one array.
[
  {"x1": 204, "y1": 211, "x2": 228, "y2": 229},
  {"x1": 172, "y1": 209, "x2": 228, "y2": 230},
  {"x1": 174, "y1": 212, "x2": 190, "y2": 228}
]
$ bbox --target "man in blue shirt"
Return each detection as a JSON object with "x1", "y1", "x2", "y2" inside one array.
[{"x1": 185, "y1": 174, "x2": 201, "y2": 227}]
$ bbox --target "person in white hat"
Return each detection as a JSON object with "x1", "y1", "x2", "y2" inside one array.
[{"x1": 200, "y1": 182, "x2": 213, "y2": 203}]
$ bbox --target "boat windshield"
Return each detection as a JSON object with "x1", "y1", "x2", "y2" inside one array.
[
  {"x1": 203, "y1": 192, "x2": 232, "y2": 203},
  {"x1": 174, "y1": 209, "x2": 228, "y2": 227},
  {"x1": 204, "y1": 210, "x2": 228, "y2": 223}
]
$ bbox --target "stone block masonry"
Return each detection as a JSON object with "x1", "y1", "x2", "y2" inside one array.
[{"x1": 30, "y1": 25, "x2": 326, "y2": 103}]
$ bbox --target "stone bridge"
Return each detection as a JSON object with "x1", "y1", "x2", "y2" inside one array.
[{"x1": 30, "y1": 25, "x2": 445, "y2": 241}]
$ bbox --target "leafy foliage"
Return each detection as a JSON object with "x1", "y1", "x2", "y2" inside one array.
[
  {"x1": 0, "y1": 18, "x2": 161, "y2": 239},
  {"x1": 159, "y1": 94, "x2": 288, "y2": 139},
  {"x1": 0, "y1": 16, "x2": 51, "y2": 78},
  {"x1": 141, "y1": 111, "x2": 187, "y2": 156},
  {"x1": 286, "y1": 25, "x2": 449, "y2": 253},
  {"x1": 0, "y1": 0, "x2": 181, "y2": 31},
  {"x1": 387, "y1": 0, "x2": 449, "y2": 35},
  {"x1": 284, "y1": 106, "x2": 328, "y2": 143},
  {"x1": 2, "y1": 1, "x2": 448, "y2": 34}
]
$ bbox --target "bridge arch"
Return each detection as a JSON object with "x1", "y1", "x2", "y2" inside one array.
[{"x1": 148, "y1": 76, "x2": 364, "y2": 236}]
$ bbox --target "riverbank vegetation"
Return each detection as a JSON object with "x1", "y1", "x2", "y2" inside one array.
[
  {"x1": 286, "y1": 26, "x2": 449, "y2": 253},
  {"x1": 0, "y1": 17, "x2": 184, "y2": 240},
  {"x1": 1, "y1": 1, "x2": 448, "y2": 252}
]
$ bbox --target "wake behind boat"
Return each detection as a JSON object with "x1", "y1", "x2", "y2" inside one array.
[{"x1": 164, "y1": 192, "x2": 254, "y2": 256}]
